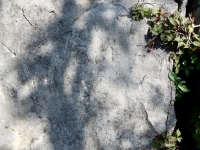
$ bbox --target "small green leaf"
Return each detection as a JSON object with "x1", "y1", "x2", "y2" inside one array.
[
  {"x1": 150, "y1": 16, "x2": 158, "y2": 22},
  {"x1": 193, "y1": 41, "x2": 200, "y2": 47},
  {"x1": 178, "y1": 84, "x2": 190, "y2": 92},
  {"x1": 174, "y1": 56, "x2": 180, "y2": 63},
  {"x1": 160, "y1": 15, "x2": 165, "y2": 21},
  {"x1": 169, "y1": 72, "x2": 177, "y2": 81},
  {"x1": 184, "y1": 44, "x2": 190, "y2": 48},
  {"x1": 187, "y1": 26, "x2": 194, "y2": 33},
  {"x1": 170, "y1": 52, "x2": 176, "y2": 59},
  {"x1": 188, "y1": 65, "x2": 194, "y2": 70},
  {"x1": 168, "y1": 17, "x2": 177, "y2": 26},
  {"x1": 182, "y1": 60, "x2": 187, "y2": 66},
  {"x1": 174, "y1": 10, "x2": 181, "y2": 16},
  {"x1": 182, "y1": 36, "x2": 187, "y2": 41},
  {"x1": 175, "y1": 67, "x2": 179, "y2": 74},
  {"x1": 183, "y1": 17, "x2": 190, "y2": 24},
  {"x1": 164, "y1": 30, "x2": 174, "y2": 33},
  {"x1": 162, "y1": 131, "x2": 167, "y2": 138},
  {"x1": 151, "y1": 29, "x2": 159, "y2": 35},
  {"x1": 176, "y1": 49, "x2": 183, "y2": 55},
  {"x1": 152, "y1": 138, "x2": 157, "y2": 144},
  {"x1": 193, "y1": 33, "x2": 200, "y2": 41},
  {"x1": 194, "y1": 58, "x2": 199, "y2": 64},
  {"x1": 176, "y1": 92, "x2": 182, "y2": 100},
  {"x1": 196, "y1": 62, "x2": 200, "y2": 70},
  {"x1": 152, "y1": 139, "x2": 159, "y2": 148},
  {"x1": 180, "y1": 80, "x2": 186, "y2": 84},
  {"x1": 143, "y1": 8, "x2": 149, "y2": 13},
  {"x1": 176, "y1": 18, "x2": 181, "y2": 25},
  {"x1": 178, "y1": 42, "x2": 185, "y2": 48},
  {"x1": 164, "y1": 23, "x2": 169, "y2": 27},
  {"x1": 159, "y1": 140, "x2": 165, "y2": 148},
  {"x1": 177, "y1": 137, "x2": 183, "y2": 142},
  {"x1": 151, "y1": 7, "x2": 159, "y2": 14},
  {"x1": 155, "y1": 143, "x2": 159, "y2": 148},
  {"x1": 132, "y1": 11, "x2": 137, "y2": 15},
  {"x1": 191, "y1": 53, "x2": 198, "y2": 63},
  {"x1": 174, "y1": 35, "x2": 181, "y2": 42},
  {"x1": 157, "y1": 25, "x2": 163, "y2": 33},
  {"x1": 165, "y1": 139, "x2": 169, "y2": 144},
  {"x1": 176, "y1": 129, "x2": 181, "y2": 137},
  {"x1": 176, "y1": 77, "x2": 181, "y2": 82},
  {"x1": 141, "y1": 11, "x2": 145, "y2": 18},
  {"x1": 167, "y1": 136, "x2": 176, "y2": 141},
  {"x1": 185, "y1": 68, "x2": 190, "y2": 76},
  {"x1": 168, "y1": 142, "x2": 176, "y2": 147},
  {"x1": 166, "y1": 34, "x2": 173, "y2": 41},
  {"x1": 160, "y1": 33, "x2": 166, "y2": 41},
  {"x1": 153, "y1": 25, "x2": 158, "y2": 31}
]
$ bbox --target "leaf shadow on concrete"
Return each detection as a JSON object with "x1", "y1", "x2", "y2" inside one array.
[{"x1": 12, "y1": 1, "x2": 170, "y2": 149}]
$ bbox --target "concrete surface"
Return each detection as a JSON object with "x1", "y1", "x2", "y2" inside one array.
[{"x1": 0, "y1": 0, "x2": 178, "y2": 149}]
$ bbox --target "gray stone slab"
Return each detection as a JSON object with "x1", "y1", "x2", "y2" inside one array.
[{"x1": 0, "y1": 0, "x2": 177, "y2": 149}]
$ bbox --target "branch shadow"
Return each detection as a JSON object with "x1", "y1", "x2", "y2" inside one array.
[
  {"x1": 10, "y1": 1, "x2": 173, "y2": 149},
  {"x1": 13, "y1": 1, "x2": 135, "y2": 149}
]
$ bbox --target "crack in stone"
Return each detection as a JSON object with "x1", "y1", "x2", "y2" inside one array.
[
  {"x1": 165, "y1": 58, "x2": 175, "y2": 133},
  {"x1": 141, "y1": 103, "x2": 159, "y2": 135},
  {"x1": 69, "y1": 11, "x2": 85, "y2": 26},
  {"x1": 0, "y1": 42, "x2": 16, "y2": 56},
  {"x1": 113, "y1": 2, "x2": 129, "y2": 14},
  {"x1": 22, "y1": 9, "x2": 33, "y2": 26}
]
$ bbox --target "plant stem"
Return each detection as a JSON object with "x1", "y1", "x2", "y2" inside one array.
[{"x1": 194, "y1": 25, "x2": 200, "y2": 28}]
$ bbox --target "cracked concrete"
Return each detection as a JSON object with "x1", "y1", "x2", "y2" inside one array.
[{"x1": 0, "y1": 0, "x2": 178, "y2": 149}]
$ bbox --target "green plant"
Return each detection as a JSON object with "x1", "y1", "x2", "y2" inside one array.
[
  {"x1": 152, "y1": 129, "x2": 182, "y2": 150},
  {"x1": 131, "y1": 4, "x2": 200, "y2": 149},
  {"x1": 131, "y1": 3, "x2": 200, "y2": 149},
  {"x1": 168, "y1": 72, "x2": 190, "y2": 100},
  {"x1": 170, "y1": 50, "x2": 200, "y2": 76},
  {"x1": 131, "y1": 3, "x2": 200, "y2": 99},
  {"x1": 190, "y1": 107, "x2": 200, "y2": 148},
  {"x1": 131, "y1": 3, "x2": 150, "y2": 20}
]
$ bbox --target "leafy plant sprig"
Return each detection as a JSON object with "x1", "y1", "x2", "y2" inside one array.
[
  {"x1": 190, "y1": 107, "x2": 200, "y2": 148},
  {"x1": 152, "y1": 129, "x2": 182, "y2": 150},
  {"x1": 131, "y1": 3, "x2": 151, "y2": 20},
  {"x1": 168, "y1": 72, "x2": 190, "y2": 100},
  {"x1": 131, "y1": 3, "x2": 200, "y2": 100},
  {"x1": 132, "y1": 4, "x2": 200, "y2": 148},
  {"x1": 170, "y1": 50, "x2": 200, "y2": 76},
  {"x1": 132, "y1": 4, "x2": 200, "y2": 51}
]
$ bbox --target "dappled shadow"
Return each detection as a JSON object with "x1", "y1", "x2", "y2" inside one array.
[
  {"x1": 14, "y1": 1, "x2": 135, "y2": 149},
  {"x1": 15, "y1": 1, "x2": 91, "y2": 149},
  {"x1": 6, "y1": 0, "x2": 175, "y2": 149}
]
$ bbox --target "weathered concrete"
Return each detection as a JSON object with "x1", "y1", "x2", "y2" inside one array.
[{"x1": 0, "y1": 0, "x2": 177, "y2": 149}]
